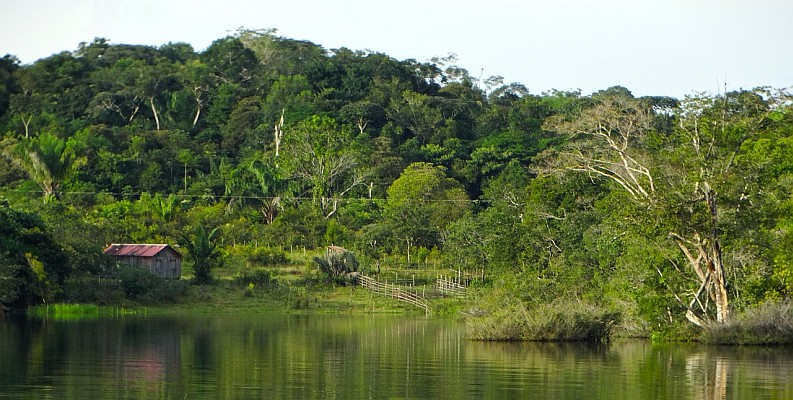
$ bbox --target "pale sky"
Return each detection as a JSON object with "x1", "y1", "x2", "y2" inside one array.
[{"x1": 1, "y1": 0, "x2": 791, "y2": 99}]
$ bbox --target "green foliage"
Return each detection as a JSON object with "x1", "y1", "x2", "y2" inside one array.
[
  {"x1": 182, "y1": 225, "x2": 222, "y2": 284},
  {"x1": 113, "y1": 265, "x2": 188, "y2": 304},
  {"x1": 62, "y1": 273, "x2": 123, "y2": 305},
  {"x1": 0, "y1": 251, "x2": 22, "y2": 310},
  {"x1": 280, "y1": 115, "x2": 362, "y2": 214},
  {"x1": 313, "y1": 248, "x2": 359, "y2": 282},
  {"x1": 226, "y1": 244, "x2": 288, "y2": 268},
  {"x1": 2, "y1": 33, "x2": 793, "y2": 340},
  {"x1": 3, "y1": 132, "x2": 86, "y2": 201},
  {"x1": 385, "y1": 162, "x2": 470, "y2": 253},
  {"x1": 466, "y1": 300, "x2": 620, "y2": 342},
  {"x1": 0, "y1": 201, "x2": 69, "y2": 308},
  {"x1": 248, "y1": 246, "x2": 288, "y2": 266},
  {"x1": 234, "y1": 268, "x2": 275, "y2": 287}
]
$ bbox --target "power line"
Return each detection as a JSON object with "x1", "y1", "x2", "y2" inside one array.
[{"x1": 1, "y1": 188, "x2": 491, "y2": 204}]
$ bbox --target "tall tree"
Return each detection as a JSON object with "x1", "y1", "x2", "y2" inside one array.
[
  {"x1": 540, "y1": 89, "x2": 791, "y2": 326},
  {"x1": 280, "y1": 116, "x2": 367, "y2": 217},
  {"x1": 0, "y1": 203, "x2": 68, "y2": 308},
  {"x1": 384, "y1": 162, "x2": 470, "y2": 262},
  {"x1": 0, "y1": 54, "x2": 19, "y2": 119}
]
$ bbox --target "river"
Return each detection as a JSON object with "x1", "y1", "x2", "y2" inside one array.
[{"x1": 1, "y1": 314, "x2": 792, "y2": 399}]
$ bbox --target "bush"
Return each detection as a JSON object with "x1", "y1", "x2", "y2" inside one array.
[
  {"x1": 113, "y1": 266, "x2": 188, "y2": 304},
  {"x1": 62, "y1": 273, "x2": 124, "y2": 305},
  {"x1": 465, "y1": 302, "x2": 529, "y2": 341},
  {"x1": 248, "y1": 246, "x2": 288, "y2": 266},
  {"x1": 234, "y1": 268, "x2": 275, "y2": 287},
  {"x1": 466, "y1": 300, "x2": 621, "y2": 342},
  {"x1": 700, "y1": 301, "x2": 793, "y2": 345},
  {"x1": 313, "y1": 249, "x2": 359, "y2": 281}
]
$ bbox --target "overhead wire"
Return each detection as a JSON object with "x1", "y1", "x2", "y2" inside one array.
[{"x1": 1, "y1": 188, "x2": 491, "y2": 204}]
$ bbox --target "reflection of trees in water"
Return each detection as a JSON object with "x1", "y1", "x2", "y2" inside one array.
[
  {"x1": 463, "y1": 340, "x2": 793, "y2": 399},
  {"x1": 0, "y1": 316, "x2": 186, "y2": 398},
  {"x1": 686, "y1": 353, "x2": 728, "y2": 400},
  {"x1": 4, "y1": 317, "x2": 793, "y2": 399},
  {"x1": 685, "y1": 347, "x2": 793, "y2": 400}
]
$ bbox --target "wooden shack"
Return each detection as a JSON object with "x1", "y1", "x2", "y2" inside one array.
[{"x1": 103, "y1": 244, "x2": 182, "y2": 279}]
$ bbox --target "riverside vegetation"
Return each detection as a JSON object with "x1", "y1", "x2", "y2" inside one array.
[{"x1": 1, "y1": 29, "x2": 793, "y2": 343}]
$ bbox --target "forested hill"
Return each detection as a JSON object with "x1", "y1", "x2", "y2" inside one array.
[{"x1": 1, "y1": 30, "x2": 792, "y2": 335}]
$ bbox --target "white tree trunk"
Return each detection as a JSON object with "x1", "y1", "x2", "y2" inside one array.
[
  {"x1": 274, "y1": 109, "x2": 284, "y2": 157},
  {"x1": 21, "y1": 114, "x2": 32, "y2": 138},
  {"x1": 192, "y1": 86, "x2": 202, "y2": 127},
  {"x1": 150, "y1": 97, "x2": 161, "y2": 131}
]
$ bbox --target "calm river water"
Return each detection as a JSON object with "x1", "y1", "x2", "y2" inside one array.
[{"x1": 1, "y1": 313, "x2": 792, "y2": 399}]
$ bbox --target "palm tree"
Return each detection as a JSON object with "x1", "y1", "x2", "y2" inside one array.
[
  {"x1": 3, "y1": 132, "x2": 85, "y2": 202},
  {"x1": 182, "y1": 225, "x2": 221, "y2": 284}
]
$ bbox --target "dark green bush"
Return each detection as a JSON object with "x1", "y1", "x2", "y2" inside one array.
[
  {"x1": 234, "y1": 268, "x2": 275, "y2": 287},
  {"x1": 62, "y1": 273, "x2": 124, "y2": 305},
  {"x1": 249, "y1": 246, "x2": 288, "y2": 266},
  {"x1": 113, "y1": 266, "x2": 188, "y2": 304}
]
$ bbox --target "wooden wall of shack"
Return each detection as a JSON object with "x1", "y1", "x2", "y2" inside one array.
[{"x1": 112, "y1": 247, "x2": 182, "y2": 279}]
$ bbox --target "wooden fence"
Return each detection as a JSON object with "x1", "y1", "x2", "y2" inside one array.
[
  {"x1": 355, "y1": 274, "x2": 430, "y2": 314},
  {"x1": 436, "y1": 275, "x2": 467, "y2": 297}
]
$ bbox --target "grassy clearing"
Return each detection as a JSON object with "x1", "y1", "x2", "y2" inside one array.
[
  {"x1": 146, "y1": 278, "x2": 438, "y2": 315},
  {"x1": 159, "y1": 248, "x2": 471, "y2": 316}
]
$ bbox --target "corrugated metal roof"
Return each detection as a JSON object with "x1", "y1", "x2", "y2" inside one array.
[{"x1": 103, "y1": 244, "x2": 179, "y2": 258}]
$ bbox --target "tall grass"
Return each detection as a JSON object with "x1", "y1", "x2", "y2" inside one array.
[
  {"x1": 28, "y1": 304, "x2": 139, "y2": 320},
  {"x1": 466, "y1": 301, "x2": 621, "y2": 342},
  {"x1": 700, "y1": 301, "x2": 793, "y2": 345}
]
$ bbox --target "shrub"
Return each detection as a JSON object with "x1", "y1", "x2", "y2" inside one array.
[
  {"x1": 313, "y1": 249, "x2": 359, "y2": 282},
  {"x1": 466, "y1": 300, "x2": 621, "y2": 342},
  {"x1": 465, "y1": 303, "x2": 529, "y2": 341},
  {"x1": 113, "y1": 266, "x2": 188, "y2": 304},
  {"x1": 234, "y1": 268, "x2": 275, "y2": 287},
  {"x1": 700, "y1": 301, "x2": 793, "y2": 345},
  {"x1": 244, "y1": 282, "x2": 255, "y2": 297},
  {"x1": 248, "y1": 246, "x2": 288, "y2": 266},
  {"x1": 62, "y1": 273, "x2": 124, "y2": 305}
]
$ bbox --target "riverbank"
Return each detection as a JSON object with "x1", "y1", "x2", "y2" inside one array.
[
  {"x1": 24, "y1": 276, "x2": 468, "y2": 319},
  {"x1": 22, "y1": 266, "x2": 793, "y2": 346}
]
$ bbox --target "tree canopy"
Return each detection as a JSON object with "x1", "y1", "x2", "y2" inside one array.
[{"x1": 1, "y1": 31, "x2": 792, "y2": 335}]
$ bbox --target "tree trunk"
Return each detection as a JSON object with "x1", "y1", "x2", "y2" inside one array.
[
  {"x1": 406, "y1": 238, "x2": 412, "y2": 266},
  {"x1": 669, "y1": 187, "x2": 731, "y2": 325},
  {"x1": 705, "y1": 189, "x2": 730, "y2": 323},
  {"x1": 129, "y1": 104, "x2": 140, "y2": 124},
  {"x1": 274, "y1": 109, "x2": 284, "y2": 157},
  {"x1": 20, "y1": 114, "x2": 32, "y2": 138},
  {"x1": 192, "y1": 86, "x2": 203, "y2": 127},
  {"x1": 150, "y1": 97, "x2": 161, "y2": 131},
  {"x1": 356, "y1": 116, "x2": 367, "y2": 135}
]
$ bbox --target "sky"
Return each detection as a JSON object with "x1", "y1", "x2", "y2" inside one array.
[{"x1": 1, "y1": 0, "x2": 791, "y2": 99}]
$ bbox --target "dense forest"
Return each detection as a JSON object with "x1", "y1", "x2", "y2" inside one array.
[{"x1": 1, "y1": 29, "x2": 792, "y2": 338}]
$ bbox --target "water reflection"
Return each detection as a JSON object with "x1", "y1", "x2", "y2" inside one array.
[
  {"x1": 684, "y1": 346, "x2": 793, "y2": 400},
  {"x1": 1, "y1": 314, "x2": 792, "y2": 399}
]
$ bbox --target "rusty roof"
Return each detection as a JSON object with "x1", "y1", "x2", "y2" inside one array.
[{"x1": 103, "y1": 244, "x2": 180, "y2": 258}]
